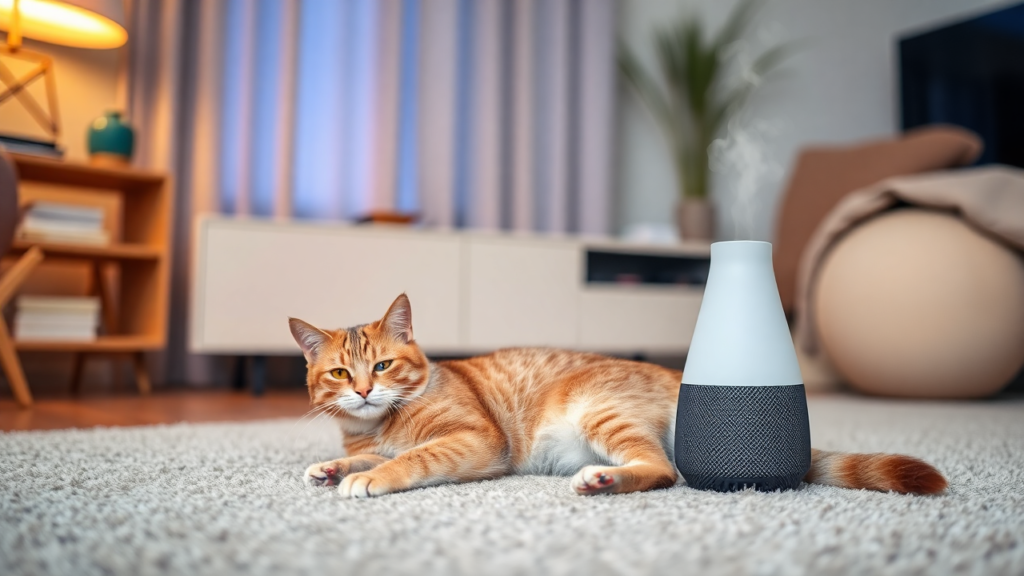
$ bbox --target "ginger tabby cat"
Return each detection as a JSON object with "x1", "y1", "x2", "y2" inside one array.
[{"x1": 290, "y1": 294, "x2": 947, "y2": 498}]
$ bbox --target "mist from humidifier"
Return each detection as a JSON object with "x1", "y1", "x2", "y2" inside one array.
[
  {"x1": 709, "y1": 119, "x2": 784, "y2": 241},
  {"x1": 706, "y1": 21, "x2": 789, "y2": 242}
]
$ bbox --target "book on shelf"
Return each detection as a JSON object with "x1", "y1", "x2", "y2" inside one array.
[
  {"x1": 16, "y1": 201, "x2": 110, "y2": 246},
  {"x1": 14, "y1": 296, "x2": 101, "y2": 342},
  {"x1": 0, "y1": 135, "x2": 64, "y2": 159}
]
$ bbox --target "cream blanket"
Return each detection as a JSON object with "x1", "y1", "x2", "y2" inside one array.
[{"x1": 795, "y1": 165, "x2": 1024, "y2": 356}]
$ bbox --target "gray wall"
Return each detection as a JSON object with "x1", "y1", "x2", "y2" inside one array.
[{"x1": 615, "y1": 0, "x2": 1016, "y2": 241}]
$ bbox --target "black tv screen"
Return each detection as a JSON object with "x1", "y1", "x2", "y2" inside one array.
[{"x1": 900, "y1": 3, "x2": 1024, "y2": 168}]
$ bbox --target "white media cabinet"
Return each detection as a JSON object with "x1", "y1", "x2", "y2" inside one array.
[{"x1": 190, "y1": 215, "x2": 711, "y2": 357}]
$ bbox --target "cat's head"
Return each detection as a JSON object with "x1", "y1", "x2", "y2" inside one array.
[{"x1": 288, "y1": 294, "x2": 429, "y2": 421}]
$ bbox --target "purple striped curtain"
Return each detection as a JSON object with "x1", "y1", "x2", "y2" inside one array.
[{"x1": 212, "y1": 0, "x2": 616, "y2": 234}]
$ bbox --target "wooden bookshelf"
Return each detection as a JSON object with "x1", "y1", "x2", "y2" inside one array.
[
  {"x1": 9, "y1": 240, "x2": 162, "y2": 260},
  {"x1": 14, "y1": 335, "x2": 164, "y2": 352},
  {"x1": 3, "y1": 153, "x2": 173, "y2": 403}
]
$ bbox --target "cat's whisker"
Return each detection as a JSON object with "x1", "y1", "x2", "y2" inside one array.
[
  {"x1": 308, "y1": 403, "x2": 349, "y2": 463},
  {"x1": 392, "y1": 387, "x2": 429, "y2": 405},
  {"x1": 287, "y1": 402, "x2": 336, "y2": 454},
  {"x1": 310, "y1": 405, "x2": 343, "y2": 462},
  {"x1": 298, "y1": 401, "x2": 335, "y2": 420},
  {"x1": 388, "y1": 401, "x2": 416, "y2": 429},
  {"x1": 290, "y1": 403, "x2": 333, "y2": 432},
  {"x1": 398, "y1": 393, "x2": 440, "y2": 413},
  {"x1": 298, "y1": 402, "x2": 342, "y2": 453},
  {"x1": 293, "y1": 403, "x2": 334, "y2": 434}
]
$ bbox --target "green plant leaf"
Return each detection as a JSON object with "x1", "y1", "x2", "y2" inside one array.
[
  {"x1": 684, "y1": 21, "x2": 711, "y2": 117},
  {"x1": 618, "y1": 45, "x2": 677, "y2": 138},
  {"x1": 715, "y1": 0, "x2": 760, "y2": 50},
  {"x1": 751, "y1": 43, "x2": 794, "y2": 76},
  {"x1": 655, "y1": 24, "x2": 687, "y2": 103}
]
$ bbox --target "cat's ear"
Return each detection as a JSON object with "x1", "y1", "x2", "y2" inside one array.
[
  {"x1": 289, "y1": 318, "x2": 330, "y2": 361},
  {"x1": 381, "y1": 293, "x2": 414, "y2": 343}
]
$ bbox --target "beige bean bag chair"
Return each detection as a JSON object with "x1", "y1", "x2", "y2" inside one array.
[{"x1": 794, "y1": 166, "x2": 1024, "y2": 399}]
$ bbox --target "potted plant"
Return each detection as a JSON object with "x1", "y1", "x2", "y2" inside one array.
[{"x1": 620, "y1": 0, "x2": 790, "y2": 241}]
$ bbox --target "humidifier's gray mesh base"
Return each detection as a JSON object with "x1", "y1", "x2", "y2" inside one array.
[{"x1": 675, "y1": 384, "x2": 811, "y2": 492}]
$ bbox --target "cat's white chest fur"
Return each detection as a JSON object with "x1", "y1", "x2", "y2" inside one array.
[{"x1": 518, "y1": 403, "x2": 612, "y2": 475}]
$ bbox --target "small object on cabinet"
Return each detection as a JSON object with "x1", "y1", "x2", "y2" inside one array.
[{"x1": 87, "y1": 111, "x2": 135, "y2": 167}]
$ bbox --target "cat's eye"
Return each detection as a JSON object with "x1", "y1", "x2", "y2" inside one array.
[
  {"x1": 330, "y1": 368, "x2": 350, "y2": 380},
  {"x1": 374, "y1": 360, "x2": 393, "y2": 372}
]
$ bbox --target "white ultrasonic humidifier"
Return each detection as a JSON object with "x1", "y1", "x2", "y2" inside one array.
[{"x1": 675, "y1": 240, "x2": 811, "y2": 492}]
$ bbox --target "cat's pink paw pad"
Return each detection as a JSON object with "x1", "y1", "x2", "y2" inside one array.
[
  {"x1": 571, "y1": 466, "x2": 618, "y2": 495},
  {"x1": 304, "y1": 462, "x2": 340, "y2": 487}
]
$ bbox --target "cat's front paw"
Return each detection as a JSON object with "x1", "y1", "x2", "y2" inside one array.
[
  {"x1": 304, "y1": 461, "x2": 344, "y2": 487},
  {"x1": 571, "y1": 465, "x2": 619, "y2": 495},
  {"x1": 339, "y1": 471, "x2": 394, "y2": 498}
]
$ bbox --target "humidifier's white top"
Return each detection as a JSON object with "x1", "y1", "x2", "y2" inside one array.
[{"x1": 682, "y1": 241, "x2": 803, "y2": 386}]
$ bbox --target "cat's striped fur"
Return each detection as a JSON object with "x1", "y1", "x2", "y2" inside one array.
[{"x1": 290, "y1": 294, "x2": 947, "y2": 498}]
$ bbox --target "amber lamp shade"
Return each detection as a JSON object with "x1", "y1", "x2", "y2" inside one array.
[{"x1": 0, "y1": 0, "x2": 127, "y2": 49}]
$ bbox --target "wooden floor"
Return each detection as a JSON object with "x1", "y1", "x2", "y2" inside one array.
[{"x1": 0, "y1": 390, "x2": 313, "y2": 431}]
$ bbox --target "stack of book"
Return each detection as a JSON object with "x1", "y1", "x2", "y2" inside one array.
[
  {"x1": 0, "y1": 135, "x2": 64, "y2": 159},
  {"x1": 14, "y1": 296, "x2": 102, "y2": 342},
  {"x1": 18, "y1": 202, "x2": 109, "y2": 245}
]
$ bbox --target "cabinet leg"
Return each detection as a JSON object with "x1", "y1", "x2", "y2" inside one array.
[
  {"x1": 251, "y1": 355, "x2": 267, "y2": 397},
  {"x1": 232, "y1": 356, "x2": 248, "y2": 391},
  {"x1": 111, "y1": 356, "x2": 125, "y2": 393},
  {"x1": 133, "y1": 352, "x2": 151, "y2": 395},
  {"x1": 70, "y1": 353, "x2": 85, "y2": 395},
  {"x1": 0, "y1": 321, "x2": 33, "y2": 407}
]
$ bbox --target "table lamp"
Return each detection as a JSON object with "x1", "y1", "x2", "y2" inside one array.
[
  {"x1": 0, "y1": 0, "x2": 127, "y2": 142},
  {"x1": 675, "y1": 241, "x2": 812, "y2": 492}
]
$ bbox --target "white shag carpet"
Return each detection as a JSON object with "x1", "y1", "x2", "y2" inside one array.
[{"x1": 2, "y1": 395, "x2": 1023, "y2": 576}]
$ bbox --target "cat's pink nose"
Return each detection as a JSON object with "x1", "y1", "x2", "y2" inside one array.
[{"x1": 355, "y1": 386, "x2": 372, "y2": 398}]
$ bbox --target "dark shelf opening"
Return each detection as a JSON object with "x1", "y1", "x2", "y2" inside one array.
[{"x1": 585, "y1": 250, "x2": 710, "y2": 286}]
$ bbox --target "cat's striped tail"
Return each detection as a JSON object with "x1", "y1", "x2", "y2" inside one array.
[{"x1": 803, "y1": 449, "x2": 948, "y2": 495}]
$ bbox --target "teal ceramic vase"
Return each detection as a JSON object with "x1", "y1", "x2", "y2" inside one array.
[{"x1": 88, "y1": 110, "x2": 134, "y2": 165}]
